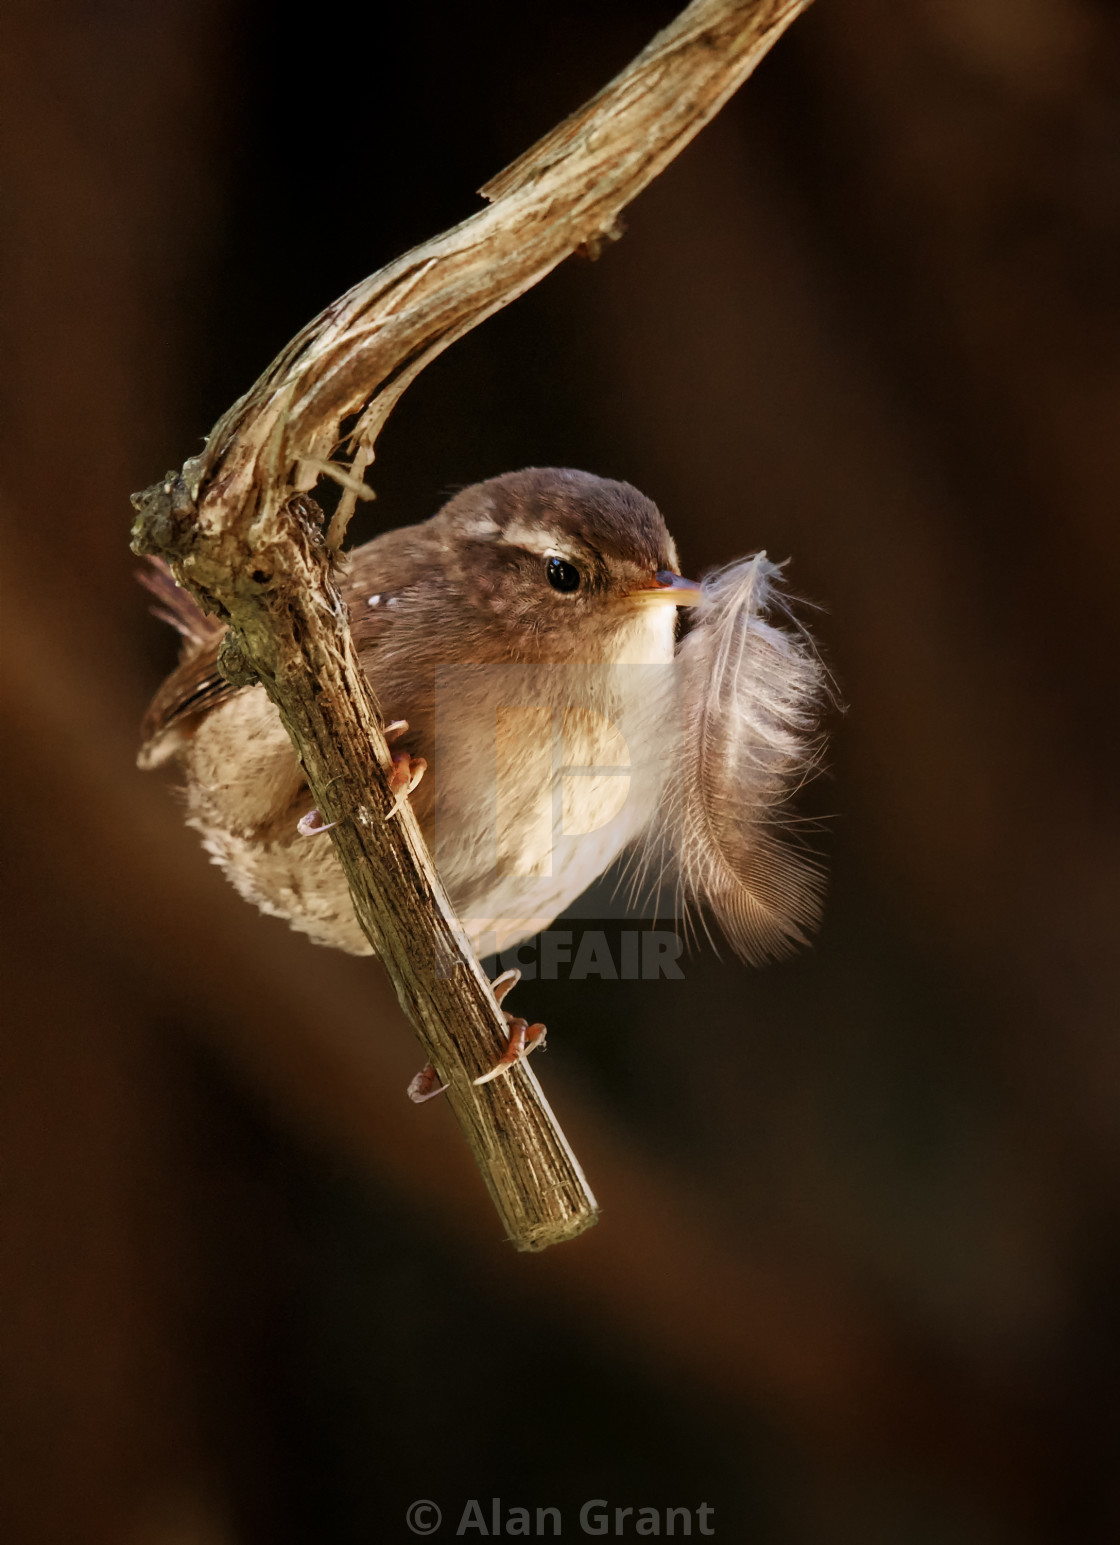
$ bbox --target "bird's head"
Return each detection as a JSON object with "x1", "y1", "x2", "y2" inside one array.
[{"x1": 430, "y1": 467, "x2": 700, "y2": 662}]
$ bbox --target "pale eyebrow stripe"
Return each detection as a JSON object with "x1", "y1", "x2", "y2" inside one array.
[
  {"x1": 499, "y1": 520, "x2": 573, "y2": 558},
  {"x1": 458, "y1": 513, "x2": 501, "y2": 538}
]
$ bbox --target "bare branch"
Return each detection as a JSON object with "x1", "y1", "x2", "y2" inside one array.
[{"x1": 130, "y1": 0, "x2": 811, "y2": 1250}]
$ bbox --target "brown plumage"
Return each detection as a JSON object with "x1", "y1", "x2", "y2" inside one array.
[{"x1": 139, "y1": 468, "x2": 826, "y2": 962}]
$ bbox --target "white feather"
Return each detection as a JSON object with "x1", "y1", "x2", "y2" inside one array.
[{"x1": 630, "y1": 554, "x2": 828, "y2": 964}]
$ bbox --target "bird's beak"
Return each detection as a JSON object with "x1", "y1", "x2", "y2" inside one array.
[{"x1": 628, "y1": 569, "x2": 704, "y2": 607}]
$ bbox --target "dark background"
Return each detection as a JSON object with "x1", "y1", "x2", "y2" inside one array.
[{"x1": 4, "y1": 2, "x2": 1120, "y2": 1541}]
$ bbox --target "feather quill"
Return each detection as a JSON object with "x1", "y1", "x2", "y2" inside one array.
[{"x1": 632, "y1": 555, "x2": 827, "y2": 964}]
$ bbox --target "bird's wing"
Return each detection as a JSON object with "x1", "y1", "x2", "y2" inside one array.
[
  {"x1": 629, "y1": 555, "x2": 828, "y2": 964},
  {"x1": 137, "y1": 558, "x2": 233, "y2": 766},
  {"x1": 136, "y1": 543, "x2": 408, "y2": 766}
]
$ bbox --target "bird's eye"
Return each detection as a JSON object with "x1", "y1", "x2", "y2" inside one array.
[{"x1": 546, "y1": 556, "x2": 581, "y2": 593}]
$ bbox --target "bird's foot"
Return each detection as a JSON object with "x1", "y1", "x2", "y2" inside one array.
[
  {"x1": 386, "y1": 751, "x2": 427, "y2": 819},
  {"x1": 474, "y1": 966, "x2": 547, "y2": 1085},
  {"x1": 406, "y1": 968, "x2": 547, "y2": 1102},
  {"x1": 297, "y1": 807, "x2": 337, "y2": 836},
  {"x1": 489, "y1": 967, "x2": 521, "y2": 1006},
  {"x1": 297, "y1": 722, "x2": 411, "y2": 835},
  {"x1": 406, "y1": 1063, "x2": 447, "y2": 1104},
  {"x1": 473, "y1": 1015, "x2": 548, "y2": 1086}
]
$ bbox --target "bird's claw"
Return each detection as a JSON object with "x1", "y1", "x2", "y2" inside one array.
[
  {"x1": 386, "y1": 752, "x2": 427, "y2": 819},
  {"x1": 473, "y1": 1016, "x2": 548, "y2": 1086},
  {"x1": 475, "y1": 968, "x2": 545, "y2": 1083},
  {"x1": 297, "y1": 807, "x2": 337, "y2": 836},
  {"x1": 407, "y1": 1063, "x2": 447, "y2": 1104},
  {"x1": 489, "y1": 967, "x2": 521, "y2": 1006},
  {"x1": 406, "y1": 968, "x2": 546, "y2": 1102},
  {"x1": 298, "y1": 723, "x2": 412, "y2": 833}
]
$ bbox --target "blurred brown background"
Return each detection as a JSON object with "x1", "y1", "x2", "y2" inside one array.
[{"x1": 3, "y1": 1, "x2": 1120, "y2": 1541}]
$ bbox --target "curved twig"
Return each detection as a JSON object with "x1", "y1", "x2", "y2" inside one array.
[{"x1": 130, "y1": 0, "x2": 811, "y2": 1250}]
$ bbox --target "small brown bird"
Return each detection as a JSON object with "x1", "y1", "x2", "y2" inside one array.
[{"x1": 140, "y1": 468, "x2": 825, "y2": 1087}]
